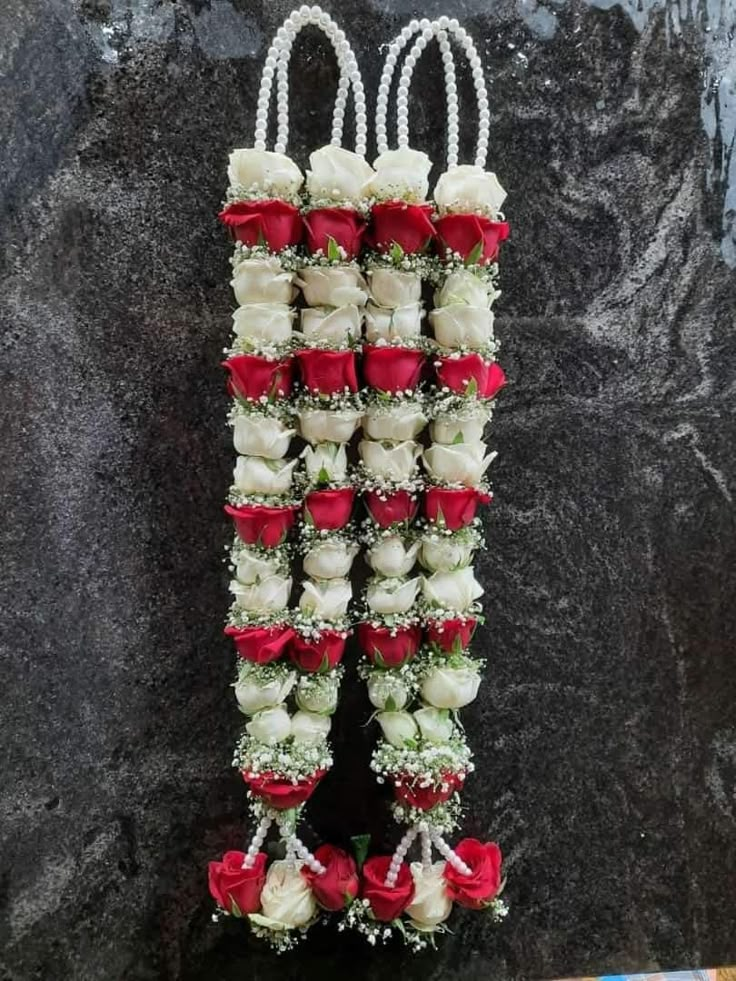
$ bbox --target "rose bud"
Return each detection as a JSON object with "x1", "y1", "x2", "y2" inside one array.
[
  {"x1": 359, "y1": 439, "x2": 420, "y2": 482},
  {"x1": 429, "y1": 305, "x2": 495, "y2": 350},
  {"x1": 304, "y1": 487, "x2": 355, "y2": 530},
  {"x1": 434, "y1": 268, "x2": 500, "y2": 309},
  {"x1": 244, "y1": 769, "x2": 325, "y2": 810},
  {"x1": 260, "y1": 860, "x2": 317, "y2": 928},
  {"x1": 421, "y1": 567, "x2": 484, "y2": 612},
  {"x1": 223, "y1": 353, "x2": 295, "y2": 401},
  {"x1": 208, "y1": 850, "x2": 267, "y2": 916},
  {"x1": 297, "y1": 265, "x2": 368, "y2": 307},
  {"x1": 435, "y1": 354, "x2": 506, "y2": 400},
  {"x1": 363, "y1": 403, "x2": 428, "y2": 441},
  {"x1": 291, "y1": 710, "x2": 331, "y2": 746},
  {"x1": 234, "y1": 667, "x2": 296, "y2": 715},
  {"x1": 443, "y1": 839, "x2": 503, "y2": 910},
  {"x1": 296, "y1": 349, "x2": 358, "y2": 395},
  {"x1": 361, "y1": 855, "x2": 415, "y2": 921},
  {"x1": 366, "y1": 673, "x2": 410, "y2": 711},
  {"x1": 370, "y1": 201, "x2": 435, "y2": 254},
  {"x1": 246, "y1": 705, "x2": 291, "y2": 746},
  {"x1": 430, "y1": 410, "x2": 490, "y2": 445},
  {"x1": 366, "y1": 536, "x2": 420, "y2": 578},
  {"x1": 363, "y1": 148, "x2": 432, "y2": 203},
  {"x1": 233, "y1": 414, "x2": 295, "y2": 459},
  {"x1": 366, "y1": 576, "x2": 421, "y2": 616},
  {"x1": 418, "y1": 536, "x2": 475, "y2": 574},
  {"x1": 413, "y1": 706, "x2": 454, "y2": 744},
  {"x1": 405, "y1": 862, "x2": 452, "y2": 928},
  {"x1": 306, "y1": 145, "x2": 375, "y2": 203},
  {"x1": 231, "y1": 257, "x2": 297, "y2": 306},
  {"x1": 296, "y1": 673, "x2": 340, "y2": 714},
  {"x1": 227, "y1": 148, "x2": 303, "y2": 198},
  {"x1": 376, "y1": 710, "x2": 418, "y2": 748},
  {"x1": 218, "y1": 199, "x2": 303, "y2": 252},
  {"x1": 357, "y1": 623, "x2": 421, "y2": 667},
  {"x1": 303, "y1": 540, "x2": 359, "y2": 580},
  {"x1": 289, "y1": 630, "x2": 347, "y2": 672},
  {"x1": 362, "y1": 345, "x2": 425, "y2": 394},
  {"x1": 435, "y1": 213, "x2": 510, "y2": 265},
  {"x1": 224, "y1": 624, "x2": 295, "y2": 663},
  {"x1": 298, "y1": 407, "x2": 363, "y2": 444},
  {"x1": 225, "y1": 503, "x2": 299, "y2": 548},
  {"x1": 303, "y1": 207, "x2": 366, "y2": 259},
  {"x1": 423, "y1": 487, "x2": 491, "y2": 530},
  {"x1": 393, "y1": 771, "x2": 464, "y2": 810},
  {"x1": 229, "y1": 573, "x2": 291, "y2": 614},
  {"x1": 420, "y1": 663, "x2": 481, "y2": 710},
  {"x1": 302, "y1": 844, "x2": 359, "y2": 911},
  {"x1": 434, "y1": 164, "x2": 507, "y2": 216},
  {"x1": 423, "y1": 443, "x2": 496, "y2": 489},
  {"x1": 364, "y1": 489, "x2": 419, "y2": 527},
  {"x1": 367, "y1": 267, "x2": 422, "y2": 307},
  {"x1": 424, "y1": 617, "x2": 478, "y2": 653}
]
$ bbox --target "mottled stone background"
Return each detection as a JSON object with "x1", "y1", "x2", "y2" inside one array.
[{"x1": 1, "y1": 0, "x2": 735, "y2": 978}]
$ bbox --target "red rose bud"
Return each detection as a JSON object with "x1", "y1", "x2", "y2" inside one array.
[
  {"x1": 357, "y1": 623, "x2": 421, "y2": 667},
  {"x1": 225, "y1": 503, "x2": 299, "y2": 548},
  {"x1": 223, "y1": 354, "x2": 295, "y2": 401},
  {"x1": 362, "y1": 345, "x2": 425, "y2": 394},
  {"x1": 302, "y1": 844, "x2": 359, "y2": 911},
  {"x1": 224, "y1": 624, "x2": 295, "y2": 663},
  {"x1": 244, "y1": 770, "x2": 326, "y2": 810},
  {"x1": 424, "y1": 487, "x2": 491, "y2": 530},
  {"x1": 361, "y1": 855, "x2": 415, "y2": 921},
  {"x1": 290, "y1": 630, "x2": 347, "y2": 672},
  {"x1": 370, "y1": 201, "x2": 436, "y2": 254},
  {"x1": 424, "y1": 617, "x2": 478, "y2": 653},
  {"x1": 443, "y1": 839, "x2": 503, "y2": 910},
  {"x1": 218, "y1": 199, "x2": 302, "y2": 252},
  {"x1": 303, "y1": 207, "x2": 366, "y2": 259},
  {"x1": 208, "y1": 850, "x2": 267, "y2": 916},
  {"x1": 394, "y1": 771, "x2": 464, "y2": 810},
  {"x1": 304, "y1": 487, "x2": 355, "y2": 530},
  {"x1": 296, "y1": 349, "x2": 358, "y2": 395},
  {"x1": 364, "y1": 489, "x2": 419, "y2": 527},
  {"x1": 435, "y1": 354, "x2": 506, "y2": 400},
  {"x1": 435, "y1": 213, "x2": 510, "y2": 265}
]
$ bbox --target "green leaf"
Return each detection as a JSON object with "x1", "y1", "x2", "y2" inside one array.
[
  {"x1": 384, "y1": 694, "x2": 397, "y2": 712},
  {"x1": 317, "y1": 466, "x2": 331, "y2": 486},
  {"x1": 351, "y1": 834, "x2": 371, "y2": 869},
  {"x1": 436, "y1": 504, "x2": 446, "y2": 529},
  {"x1": 229, "y1": 895, "x2": 243, "y2": 918},
  {"x1": 465, "y1": 377, "x2": 478, "y2": 397},
  {"x1": 390, "y1": 241, "x2": 404, "y2": 264},
  {"x1": 451, "y1": 634, "x2": 464, "y2": 657},
  {"x1": 465, "y1": 239, "x2": 484, "y2": 266},
  {"x1": 318, "y1": 653, "x2": 330, "y2": 675},
  {"x1": 303, "y1": 506, "x2": 315, "y2": 527},
  {"x1": 373, "y1": 649, "x2": 386, "y2": 669},
  {"x1": 452, "y1": 431, "x2": 464, "y2": 444},
  {"x1": 394, "y1": 917, "x2": 408, "y2": 937},
  {"x1": 326, "y1": 235, "x2": 341, "y2": 261}
]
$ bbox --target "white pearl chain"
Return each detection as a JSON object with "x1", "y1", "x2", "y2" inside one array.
[
  {"x1": 242, "y1": 814, "x2": 272, "y2": 868},
  {"x1": 383, "y1": 826, "x2": 418, "y2": 887},
  {"x1": 430, "y1": 829, "x2": 473, "y2": 877},
  {"x1": 290, "y1": 834, "x2": 328, "y2": 875},
  {"x1": 419, "y1": 821, "x2": 433, "y2": 871}
]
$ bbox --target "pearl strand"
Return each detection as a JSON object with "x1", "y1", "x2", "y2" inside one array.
[
  {"x1": 383, "y1": 826, "x2": 418, "y2": 887},
  {"x1": 375, "y1": 19, "x2": 424, "y2": 154},
  {"x1": 429, "y1": 829, "x2": 473, "y2": 877},
  {"x1": 290, "y1": 835, "x2": 327, "y2": 876},
  {"x1": 419, "y1": 821, "x2": 433, "y2": 872},
  {"x1": 242, "y1": 814, "x2": 273, "y2": 868},
  {"x1": 447, "y1": 23, "x2": 490, "y2": 168}
]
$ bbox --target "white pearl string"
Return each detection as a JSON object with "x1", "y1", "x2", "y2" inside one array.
[
  {"x1": 429, "y1": 829, "x2": 473, "y2": 877},
  {"x1": 242, "y1": 814, "x2": 272, "y2": 868},
  {"x1": 419, "y1": 821, "x2": 433, "y2": 872},
  {"x1": 375, "y1": 19, "x2": 424, "y2": 155},
  {"x1": 291, "y1": 834, "x2": 328, "y2": 875},
  {"x1": 383, "y1": 826, "x2": 418, "y2": 887}
]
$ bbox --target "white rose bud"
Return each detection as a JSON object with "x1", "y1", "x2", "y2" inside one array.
[
  {"x1": 290, "y1": 710, "x2": 331, "y2": 746},
  {"x1": 302, "y1": 540, "x2": 359, "y2": 580},
  {"x1": 366, "y1": 576, "x2": 421, "y2": 615},
  {"x1": 259, "y1": 860, "x2": 317, "y2": 928},
  {"x1": 231, "y1": 257, "x2": 297, "y2": 306},
  {"x1": 232, "y1": 456, "x2": 298, "y2": 496},
  {"x1": 367, "y1": 673, "x2": 410, "y2": 711},
  {"x1": 235, "y1": 549, "x2": 285, "y2": 584},
  {"x1": 359, "y1": 439, "x2": 421, "y2": 480},
  {"x1": 375, "y1": 710, "x2": 419, "y2": 748},
  {"x1": 246, "y1": 705, "x2": 291, "y2": 745},
  {"x1": 406, "y1": 862, "x2": 453, "y2": 927},
  {"x1": 306, "y1": 145, "x2": 375, "y2": 203},
  {"x1": 302, "y1": 442, "x2": 349, "y2": 483},
  {"x1": 430, "y1": 412, "x2": 490, "y2": 445},
  {"x1": 298, "y1": 408, "x2": 363, "y2": 444},
  {"x1": 363, "y1": 405, "x2": 428, "y2": 441},
  {"x1": 421, "y1": 665, "x2": 481, "y2": 709},
  {"x1": 367, "y1": 268, "x2": 422, "y2": 307},
  {"x1": 434, "y1": 269, "x2": 501, "y2": 309},
  {"x1": 421, "y1": 568, "x2": 484, "y2": 611},
  {"x1": 234, "y1": 670, "x2": 296, "y2": 715},
  {"x1": 419, "y1": 536, "x2": 475, "y2": 573},
  {"x1": 233, "y1": 415, "x2": 295, "y2": 459},
  {"x1": 231, "y1": 303, "x2": 294, "y2": 344},
  {"x1": 227, "y1": 148, "x2": 303, "y2": 197},
  {"x1": 296, "y1": 674, "x2": 340, "y2": 714},
  {"x1": 429, "y1": 305, "x2": 495, "y2": 350},
  {"x1": 364, "y1": 302, "x2": 423, "y2": 342},
  {"x1": 366, "y1": 536, "x2": 420, "y2": 577},
  {"x1": 299, "y1": 579, "x2": 352, "y2": 619},
  {"x1": 364, "y1": 148, "x2": 433, "y2": 202},
  {"x1": 434, "y1": 164, "x2": 507, "y2": 215},
  {"x1": 300, "y1": 305, "x2": 362, "y2": 344},
  {"x1": 297, "y1": 266, "x2": 368, "y2": 307},
  {"x1": 229, "y1": 575, "x2": 291, "y2": 613},
  {"x1": 423, "y1": 443, "x2": 497, "y2": 487},
  {"x1": 414, "y1": 706, "x2": 454, "y2": 744}
]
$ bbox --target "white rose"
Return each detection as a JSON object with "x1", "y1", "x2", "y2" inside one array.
[
  {"x1": 423, "y1": 443, "x2": 497, "y2": 487},
  {"x1": 367, "y1": 673, "x2": 410, "y2": 711},
  {"x1": 296, "y1": 674, "x2": 340, "y2": 714},
  {"x1": 414, "y1": 706, "x2": 453, "y2": 744},
  {"x1": 367, "y1": 268, "x2": 422, "y2": 307},
  {"x1": 229, "y1": 575, "x2": 291, "y2": 613},
  {"x1": 233, "y1": 415, "x2": 295, "y2": 459},
  {"x1": 302, "y1": 442, "x2": 348, "y2": 483},
  {"x1": 290, "y1": 710, "x2": 331, "y2": 746},
  {"x1": 302, "y1": 540, "x2": 359, "y2": 580},
  {"x1": 375, "y1": 710, "x2": 418, "y2": 748},
  {"x1": 231, "y1": 257, "x2": 297, "y2": 306},
  {"x1": 406, "y1": 862, "x2": 453, "y2": 927},
  {"x1": 231, "y1": 304, "x2": 294, "y2": 344},
  {"x1": 366, "y1": 576, "x2": 421, "y2": 615},
  {"x1": 232, "y1": 455, "x2": 298, "y2": 496},
  {"x1": 429, "y1": 305, "x2": 495, "y2": 349},
  {"x1": 298, "y1": 408, "x2": 363, "y2": 444},
  {"x1": 259, "y1": 861, "x2": 317, "y2": 928},
  {"x1": 227, "y1": 148, "x2": 303, "y2": 197},
  {"x1": 300, "y1": 305, "x2": 362, "y2": 344},
  {"x1": 434, "y1": 164, "x2": 506, "y2": 215},
  {"x1": 235, "y1": 549, "x2": 285, "y2": 584},
  {"x1": 366, "y1": 536, "x2": 420, "y2": 577},
  {"x1": 297, "y1": 266, "x2": 368, "y2": 307},
  {"x1": 363, "y1": 404, "x2": 428, "y2": 441},
  {"x1": 299, "y1": 579, "x2": 351, "y2": 619},
  {"x1": 434, "y1": 269, "x2": 500, "y2": 309},
  {"x1": 421, "y1": 568, "x2": 484, "y2": 611},
  {"x1": 359, "y1": 439, "x2": 421, "y2": 480},
  {"x1": 234, "y1": 670, "x2": 296, "y2": 715},
  {"x1": 419, "y1": 536, "x2": 475, "y2": 573},
  {"x1": 306, "y1": 145, "x2": 375, "y2": 202},
  {"x1": 430, "y1": 412, "x2": 489, "y2": 445},
  {"x1": 421, "y1": 665, "x2": 481, "y2": 709},
  {"x1": 364, "y1": 302, "x2": 423, "y2": 342},
  {"x1": 364, "y1": 148, "x2": 433, "y2": 202},
  {"x1": 246, "y1": 705, "x2": 291, "y2": 745}
]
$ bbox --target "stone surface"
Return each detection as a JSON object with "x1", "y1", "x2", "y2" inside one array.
[{"x1": 1, "y1": 1, "x2": 735, "y2": 979}]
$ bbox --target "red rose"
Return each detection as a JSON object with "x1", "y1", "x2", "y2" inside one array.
[
  {"x1": 224, "y1": 624, "x2": 295, "y2": 663},
  {"x1": 304, "y1": 488, "x2": 355, "y2": 530},
  {"x1": 225, "y1": 503, "x2": 299, "y2": 548},
  {"x1": 370, "y1": 202, "x2": 436, "y2": 254},
  {"x1": 362, "y1": 345, "x2": 425, "y2": 394},
  {"x1": 357, "y1": 623, "x2": 421, "y2": 667},
  {"x1": 244, "y1": 770, "x2": 326, "y2": 810},
  {"x1": 361, "y1": 855, "x2": 414, "y2": 921},
  {"x1": 444, "y1": 838, "x2": 503, "y2": 909},
  {"x1": 424, "y1": 487, "x2": 491, "y2": 530},
  {"x1": 435, "y1": 354, "x2": 506, "y2": 399},
  {"x1": 296, "y1": 349, "x2": 358, "y2": 395},
  {"x1": 364, "y1": 489, "x2": 419, "y2": 527},
  {"x1": 303, "y1": 207, "x2": 366, "y2": 259},
  {"x1": 435, "y1": 214, "x2": 510, "y2": 265},
  {"x1": 218, "y1": 200, "x2": 302, "y2": 252},
  {"x1": 223, "y1": 354, "x2": 295, "y2": 401},
  {"x1": 302, "y1": 845, "x2": 359, "y2": 911},
  {"x1": 290, "y1": 630, "x2": 347, "y2": 672},
  {"x1": 394, "y1": 771, "x2": 464, "y2": 810},
  {"x1": 424, "y1": 617, "x2": 477, "y2": 653},
  {"x1": 208, "y1": 850, "x2": 267, "y2": 915}
]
